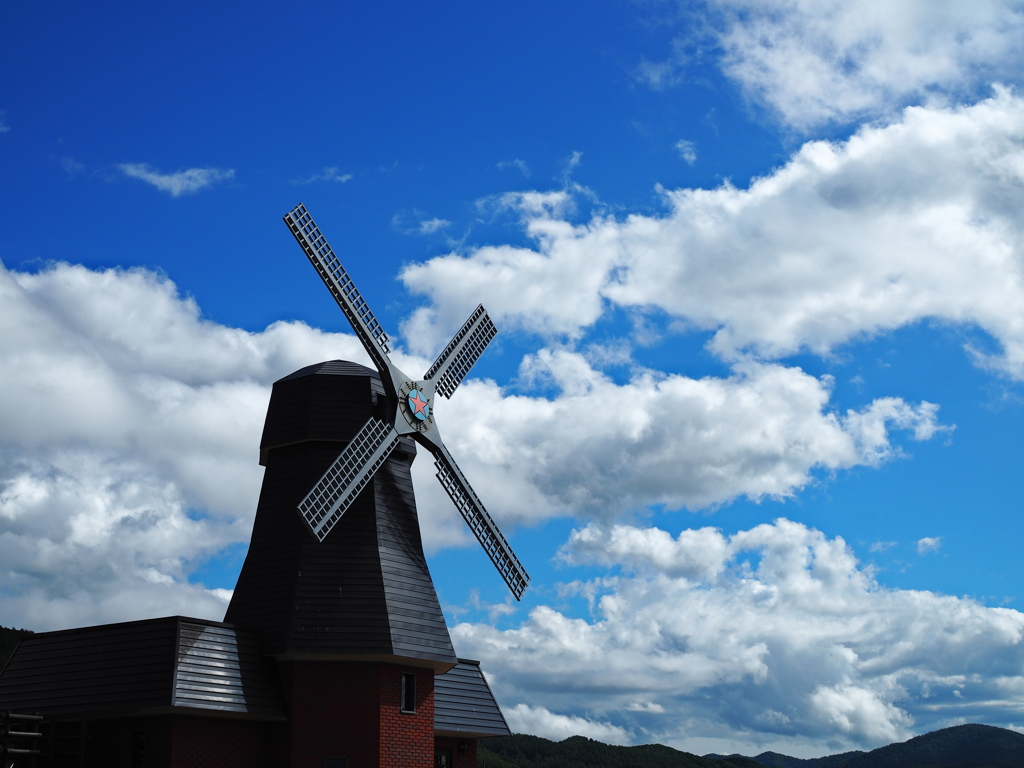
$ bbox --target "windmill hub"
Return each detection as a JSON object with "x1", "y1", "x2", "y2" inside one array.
[
  {"x1": 398, "y1": 379, "x2": 435, "y2": 431},
  {"x1": 408, "y1": 389, "x2": 430, "y2": 420}
]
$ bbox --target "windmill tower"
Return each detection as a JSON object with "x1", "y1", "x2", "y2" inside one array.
[{"x1": 225, "y1": 205, "x2": 528, "y2": 768}]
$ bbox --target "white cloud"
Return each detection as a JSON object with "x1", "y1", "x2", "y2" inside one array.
[
  {"x1": 119, "y1": 163, "x2": 235, "y2": 196},
  {"x1": 626, "y1": 701, "x2": 665, "y2": 714},
  {"x1": 560, "y1": 525, "x2": 731, "y2": 582},
  {"x1": 917, "y1": 536, "x2": 942, "y2": 555},
  {"x1": 0, "y1": 111, "x2": 9, "y2": 133},
  {"x1": 418, "y1": 349, "x2": 943, "y2": 526},
  {"x1": 675, "y1": 139, "x2": 697, "y2": 164},
  {"x1": 504, "y1": 703, "x2": 633, "y2": 744},
  {"x1": 391, "y1": 209, "x2": 453, "y2": 237},
  {"x1": 561, "y1": 150, "x2": 584, "y2": 182},
  {"x1": 0, "y1": 260, "x2": 369, "y2": 630},
  {"x1": 645, "y1": 0, "x2": 1024, "y2": 129},
  {"x1": 0, "y1": 258, "x2": 946, "y2": 629},
  {"x1": 401, "y1": 90, "x2": 1024, "y2": 378},
  {"x1": 419, "y1": 217, "x2": 451, "y2": 235},
  {"x1": 453, "y1": 519, "x2": 1024, "y2": 752},
  {"x1": 291, "y1": 166, "x2": 353, "y2": 184}
]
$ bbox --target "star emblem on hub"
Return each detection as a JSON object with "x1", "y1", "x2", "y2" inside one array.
[{"x1": 407, "y1": 389, "x2": 430, "y2": 421}]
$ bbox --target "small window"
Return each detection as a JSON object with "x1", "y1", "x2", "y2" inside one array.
[
  {"x1": 324, "y1": 759, "x2": 347, "y2": 768},
  {"x1": 401, "y1": 671, "x2": 416, "y2": 713}
]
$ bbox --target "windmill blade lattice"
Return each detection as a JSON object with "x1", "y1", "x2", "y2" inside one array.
[
  {"x1": 424, "y1": 304, "x2": 497, "y2": 399},
  {"x1": 284, "y1": 204, "x2": 393, "y2": 375},
  {"x1": 297, "y1": 417, "x2": 401, "y2": 541},
  {"x1": 433, "y1": 445, "x2": 529, "y2": 599},
  {"x1": 283, "y1": 203, "x2": 530, "y2": 599}
]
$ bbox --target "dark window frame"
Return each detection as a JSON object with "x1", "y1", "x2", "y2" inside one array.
[{"x1": 401, "y1": 670, "x2": 417, "y2": 713}]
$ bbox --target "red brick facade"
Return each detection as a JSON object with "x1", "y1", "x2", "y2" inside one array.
[
  {"x1": 379, "y1": 665, "x2": 435, "y2": 768},
  {"x1": 280, "y1": 660, "x2": 436, "y2": 768}
]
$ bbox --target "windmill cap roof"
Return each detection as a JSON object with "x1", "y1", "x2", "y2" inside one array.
[
  {"x1": 260, "y1": 359, "x2": 390, "y2": 464},
  {"x1": 276, "y1": 359, "x2": 380, "y2": 383}
]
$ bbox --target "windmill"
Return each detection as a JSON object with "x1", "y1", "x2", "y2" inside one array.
[
  {"x1": 0, "y1": 206, "x2": 519, "y2": 768},
  {"x1": 282, "y1": 203, "x2": 529, "y2": 600}
]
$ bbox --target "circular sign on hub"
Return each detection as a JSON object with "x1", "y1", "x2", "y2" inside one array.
[{"x1": 407, "y1": 389, "x2": 430, "y2": 421}]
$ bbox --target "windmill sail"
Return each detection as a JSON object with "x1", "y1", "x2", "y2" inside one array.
[
  {"x1": 297, "y1": 416, "x2": 401, "y2": 541},
  {"x1": 424, "y1": 304, "x2": 498, "y2": 399},
  {"x1": 284, "y1": 204, "x2": 393, "y2": 376},
  {"x1": 433, "y1": 444, "x2": 529, "y2": 599},
  {"x1": 282, "y1": 204, "x2": 530, "y2": 599}
]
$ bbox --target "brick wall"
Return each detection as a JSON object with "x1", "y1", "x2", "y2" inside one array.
[
  {"x1": 281, "y1": 659, "x2": 436, "y2": 768},
  {"x1": 379, "y1": 665, "x2": 434, "y2": 768}
]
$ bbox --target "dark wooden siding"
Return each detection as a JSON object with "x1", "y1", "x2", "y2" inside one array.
[
  {"x1": 434, "y1": 660, "x2": 511, "y2": 737},
  {"x1": 227, "y1": 361, "x2": 457, "y2": 667},
  {"x1": 377, "y1": 457, "x2": 456, "y2": 662}
]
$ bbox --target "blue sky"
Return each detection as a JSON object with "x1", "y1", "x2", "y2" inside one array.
[{"x1": 4, "y1": 0, "x2": 1024, "y2": 759}]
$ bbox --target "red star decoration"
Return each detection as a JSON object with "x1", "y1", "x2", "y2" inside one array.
[{"x1": 409, "y1": 391, "x2": 429, "y2": 417}]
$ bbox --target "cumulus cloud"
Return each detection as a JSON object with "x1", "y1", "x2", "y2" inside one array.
[
  {"x1": 559, "y1": 525, "x2": 732, "y2": 582},
  {"x1": 420, "y1": 349, "x2": 943, "y2": 525},
  {"x1": 402, "y1": 90, "x2": 1024, "y2": 378},
  {"x1": 641, "y1": 0, "x2": 1024, "y2": 129},
  {"x1": 0, "y1": 260, "x2": 368, "y2": 630},
  {"x1": 119, "y1": 163, "x2": 235, "y2": 196},
  {"x1": 453, "y1": 519, "x2": 1024, "y2": 753},
  {"x1": 0, "y1": 258, "x2": 945, "y2": 629},
  {"x1": 504, "y1": 703, "x2": 632, "y2": 744},
  {"x1": 719, "y1": 0, "x2": 1024, "y2": 129},
  {"x1": 917, "y1": 536, "x2": 942, "y2": 555}
]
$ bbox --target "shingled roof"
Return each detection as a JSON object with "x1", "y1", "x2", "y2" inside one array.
[
  {"x1": 435, "y1": 659, "x2": 511, "y2": 738},
  {"x1": 0, "y1": 616, "x2": 285, "y2": 719},
  {"x1": 0, "y1": 621, "x2": 509, "y2": 738}
]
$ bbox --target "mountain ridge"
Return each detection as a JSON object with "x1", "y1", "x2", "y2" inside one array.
[{"x1": 480, "y1": 724, "x2": 1024, "y2": 768}]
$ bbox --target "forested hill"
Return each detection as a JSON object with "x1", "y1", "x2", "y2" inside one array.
[
  {"x1": 482, "y1": 724, "x2": 1024, "y2": 768},
  {"x1": 718, "y1": 723, "x2": 1024, "y2": 767},
  {"x1": 0, "y1": 624, "x2": 34, "y2": 669},
  {"x1": 479, "y1": 734, "x2": 764, "y2": 768}
]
